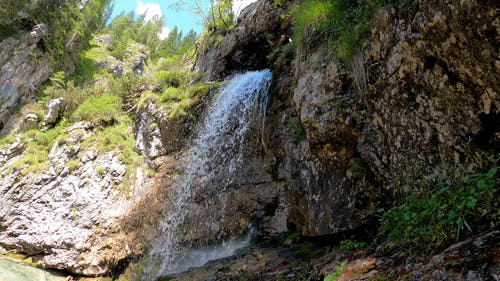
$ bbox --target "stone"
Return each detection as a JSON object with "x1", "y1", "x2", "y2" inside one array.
[
  {"x1": 29, "y1": 24, "x2": 48, "y2": 45},
  {"x1": 195, "y1": 0, "x2": 296, "y2": 80},
  {"x1": 20, "y1": 113, "x2": 39, "y2": 131},
  {"x1": 44, "y1": 98, "x2": 64, "y2": 124},
  {"x1": 0, "y1": 28, "x2": 54, "y2": 132},
  {"x1": 0, "y1": 123, "x2": 151, "y2": 275}
]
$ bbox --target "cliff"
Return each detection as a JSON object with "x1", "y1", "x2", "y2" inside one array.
[
  {"x1": 0, "y1": 0, "x2": 498, "y2": 279},
  {"x1": 196, "y1": 0, "x2": 499, "y2": 237}
]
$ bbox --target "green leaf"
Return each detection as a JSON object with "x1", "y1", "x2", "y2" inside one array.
[
  {"x1": 487, "y1": 166, "x2": 498, "y2": 178},
  {"x1": 466, "y1": 197, "x2": 477, "y2": 209}
]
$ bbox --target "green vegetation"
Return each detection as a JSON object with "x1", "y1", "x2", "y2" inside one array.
[
  {"x1": 71, "y1": 94, "x2": 122, "y2": 125},
  {"x1": 287, "y1": 0, "x2": 415, "y2": 64},
  {"x1": 0, "y1": 0, "x2": 213, "y2": 197},
  {"x1": 290, "y1": 116, "x2": 306, "y2": 139},
  {"x1": 292, "y1": 241, "x2": 324, "y2": 259},
  {"x1": 0, "y1": 0, "x2": 112, "y2": 67},
  {"x1": 339, "y1": 239, "x2": 367, "y2": 251},
  {"x1": 324, "y1": 260, "x2": 347, "y2": 281},
  {"x1": 379, "y1": 156, "x2": 499, "y2": 255}
]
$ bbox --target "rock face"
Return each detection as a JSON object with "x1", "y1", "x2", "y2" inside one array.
[
  {"x1": 195, "y1": 0, "x2": 295, "y2": 81},
  {"x1": 282, "y1": 0, "x2": 498, "y2": 236},
  {"x1": 200, "y1": 0, "x2": 499, "y2": 237},
  {"x1": 0, "y1": 122, "x2": 151, "y2": 275},
  {"x1": 0, "y1": 24, "x2": 54, "y2": 131}
]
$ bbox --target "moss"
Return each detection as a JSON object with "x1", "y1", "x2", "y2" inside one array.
[
  {"x1": 290, "y1": 116, "x2": 306, "y2": 139},
  {"x1": 0, "y1": 135, "x2": 16, "y2": 148},
  {"x1": 292, "y1": 241, "x2": 323, "y2": 259},
  {"x1": 65, "y1": 160, "x2": 81, "y2": 172},
  {"x1": 1, "y1": 252, "x2": 38, "y2": 267},
  {"x1": 324, "y1": 260, "x2": 347, "y2": 281}
]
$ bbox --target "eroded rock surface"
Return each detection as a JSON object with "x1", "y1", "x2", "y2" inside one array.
[
  {"x1": 0, "y1": 122, "x2": 151, "y2": 275},
  {"x1": 267, "y1": 0, "x2": 499, "y2": 236},
  {"x1": 0, "y1": 25, "x2": 54, "y2": 131}
]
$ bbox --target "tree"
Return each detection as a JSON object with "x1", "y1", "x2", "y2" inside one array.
[{"x1": 172, "y1": 0, "x2": 234, "y2": 33}]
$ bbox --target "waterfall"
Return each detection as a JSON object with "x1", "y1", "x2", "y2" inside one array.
[{"x1": 139, "y1": 69, "x2": 273, "y2": 279}]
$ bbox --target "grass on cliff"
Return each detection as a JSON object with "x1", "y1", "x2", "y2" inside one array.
[
  {"x1": 378, "y1": 154, "x2": 499, "y2": 256},
  {"x1": 287, "y1": 0, "x2": 416, "y2": 64}
]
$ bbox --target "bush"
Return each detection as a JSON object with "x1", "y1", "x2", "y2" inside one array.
[
  {"x1": 71, "y1": 94, "x2": 123, "y2": 125},
  {"x1": 41, "y1": 81, "x2": 88, "y2": 118},
  {"x1": 379, "y1": 157, "x2": 499, "y2": 255},
  {"x1": 155, "y1": 71, "x2": 182, "y2": 89},
  {"x1": 160, "y1": 87, "x2": 187, "y2": 103}
]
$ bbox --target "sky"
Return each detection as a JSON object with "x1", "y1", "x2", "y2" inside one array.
[
  {"x1": 110, "y1": 0, "x2": 206, "y2": 39},
  {"x1": 110, "y1": 0, "x2": 257, "y2": 39}
]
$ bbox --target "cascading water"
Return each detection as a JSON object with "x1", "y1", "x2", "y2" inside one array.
[{"x1": 140, "y1": 70, "x2": 273, "y2": 279}]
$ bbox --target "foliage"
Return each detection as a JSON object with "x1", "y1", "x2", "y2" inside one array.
[
  {"x1": 292, "y1": 241, "x2": 324, "y2": 259},
  {"x1": 379, "y1": 156, "x2": 499, "y2": 255},
  {"x1": 71, "y1": 94, "x2": 122, "y2": 125},
  {"x1": 339, "y1": 239, "x2": 367, "y2": 251},
  {"x1": 0, "y1": 0, "x2": 112, "y2": 66},
  {"x1": 7, "y1": 120, "x2": 69, "y2": 176},
  {"x1": 41, "y1": 79, "x2": 88, "y2": 118},
  {"x1": 324, "y1": 260, "x2": 347, "y2": 281},
  {"x1": 155, "y1": 71, "x2": 182, "y2": 89},
  {"x1": 290, "y1": 0, "x2": 414, "y2": 64}
]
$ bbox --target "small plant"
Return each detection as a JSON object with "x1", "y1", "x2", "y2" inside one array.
[
  {"x1": 324, "y1": 260, "x2": 347, "y2": 281},
  {"x1": 339, "y1": 239, "x2": 367, "y2": 251},
  {"x1": 290, "y1": 116, "x2": 305, "y2": 139},
  {"x1": 155, "y1": 71, "x2": 182, "y2": 89},
  {"x1": 379, "y1": 156, "x2": 499, "y2": 255},
  {"x1": 292, "y1": 240, "x2": 323, "y2": 259}
]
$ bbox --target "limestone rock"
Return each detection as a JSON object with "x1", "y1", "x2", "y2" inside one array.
[
  {"x1": 0, "y1": 124, "x2": 151, "y2": 275},
  {"x1": 0, "y1": 27, "x2": 54, "y2": 132},
  {"x1": 28, "y1": 24, "x2": 48, "y2": 45},
  {"x1": 20, "y1": 113, "x2": 39, "y2": 131},
  {"x1": 263, "y1": 0, "x2": 499, "y2": 236},
  {"x1": 44, "y1": 98, "x2": 64, "y2": 124}
]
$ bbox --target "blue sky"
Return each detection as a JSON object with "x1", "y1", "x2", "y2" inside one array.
[
  {"x1": 110, "y1": 0, "x2": 207, "y2": 38},
  {"x1": 109, "y1": 0, "x2": 257, "y2": 39}
]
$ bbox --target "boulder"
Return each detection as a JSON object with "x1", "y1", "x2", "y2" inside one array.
[{"x1": 44, "y1": 98, "x2": 64, "y2": 125}]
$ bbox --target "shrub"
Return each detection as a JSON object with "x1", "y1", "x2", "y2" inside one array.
[
  {"x1": 41, "y1": 81, "x2": 88, "y2": 118},
  {"x1": 160, "y1": 87, "x2": 187, "y2": 103},
  {"x1": 379, "y1": 157, "x2": 499, "y2": 255},
  {"x1": 155, "y1": 71, "x2": 182, "y2": 89},
  {"x1": 71, "y1": 94, "x2": 123, "y2": 125}
]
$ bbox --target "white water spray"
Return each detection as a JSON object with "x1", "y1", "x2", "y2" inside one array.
[{"x1": 140, "y1": 70, "x2": 272, "y2": 279}]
